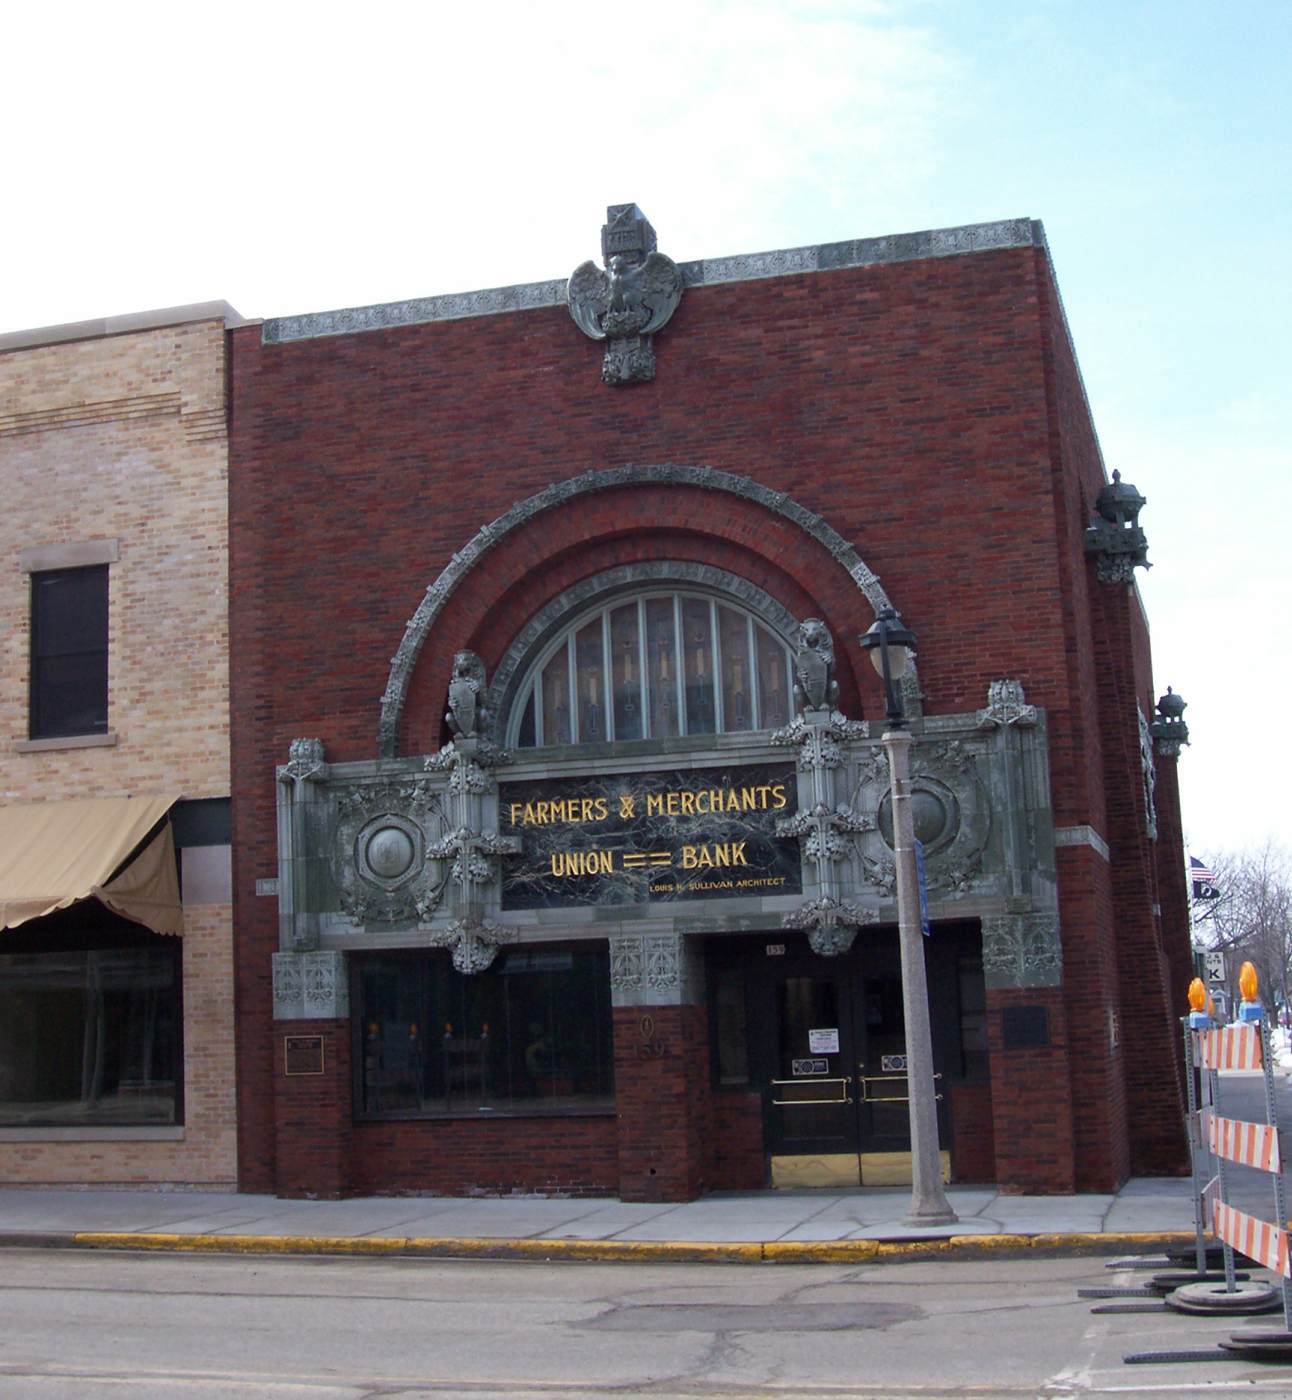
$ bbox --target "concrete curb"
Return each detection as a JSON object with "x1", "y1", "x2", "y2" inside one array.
[{"x1": 0, "y1": 1228, "x2": 1199, "y2": 1265}]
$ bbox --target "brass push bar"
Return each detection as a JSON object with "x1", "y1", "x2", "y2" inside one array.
[
  {"x1": 770, "y1": 1076, "x2": 852, "y2": 1106},
  {"x1": 856, "y1": 1070, "x2": 942, "y2": 1105}
]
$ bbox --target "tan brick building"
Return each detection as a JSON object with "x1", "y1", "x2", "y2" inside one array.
[{"x1": 0, "y1": 304, "x2": 242, "y2": 1187}]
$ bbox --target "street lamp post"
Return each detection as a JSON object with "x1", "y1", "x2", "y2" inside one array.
[{"x1": 860, "y1": 609, "x2": 957, "y2": 1227}]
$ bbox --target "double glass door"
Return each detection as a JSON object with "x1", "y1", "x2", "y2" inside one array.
[{"x1": 750, "y1": 938, "x2": 949, "y2": 1186}]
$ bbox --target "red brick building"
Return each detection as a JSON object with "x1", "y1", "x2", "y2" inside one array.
[{"x1": 228, "y1": 209, "x2": 1193, "y2": 1200}]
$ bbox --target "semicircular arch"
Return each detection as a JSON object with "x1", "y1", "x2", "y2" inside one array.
[{"x1": 378, "y1": 464, "x2": 914, "y2": 756}]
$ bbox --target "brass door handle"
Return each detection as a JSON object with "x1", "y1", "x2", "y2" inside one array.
[{"x1": 770, "y1": 1076, "x2": 852, "y2": 1106}]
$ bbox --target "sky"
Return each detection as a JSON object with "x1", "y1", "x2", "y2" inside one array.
[{"x1": 3, "y1": 0, "x2": 1287, "y2": 859}]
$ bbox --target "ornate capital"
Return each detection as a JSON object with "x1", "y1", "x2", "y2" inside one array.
[
  {"x1": 783, "y1": 896, "x2": 880, "y2": 957},
  {"x1": 609, "y1": 932, "x2": 701, "y2": 1006},
  {"x1": 777, "y1": 802, "x2": 874, "y2": 862},
  {"x1": 273, "y1": 950, "x2": 349, "y2": 1020},
  {"x1": 982, "y1": 912, "x2": 1061, "y2": 989},
  {"x1": 770, "y1": 709, "x2": 865, "y2": 771},
  {"x1": 426, "y1": 917, "x2": 516, "y2": 974},
  {"x1": 977, "y1": 679, "x2": 1038, "y2": 729},
  {"x1": 281, "y1": 737, "x2": 326, "y2": 783}
]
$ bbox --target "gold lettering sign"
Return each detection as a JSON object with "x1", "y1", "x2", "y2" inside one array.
[{"x1": 500, "y1": 764, "x2": 800, "y2": 911}]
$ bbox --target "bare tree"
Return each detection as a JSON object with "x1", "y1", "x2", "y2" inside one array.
[{"x1": 1194, "y1": 841, "x2": 1292, "y2": 1014}]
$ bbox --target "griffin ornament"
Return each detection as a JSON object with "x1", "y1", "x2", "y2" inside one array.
[{"x1": 568, "y1": 204, "x2": 683, "y2": 385}]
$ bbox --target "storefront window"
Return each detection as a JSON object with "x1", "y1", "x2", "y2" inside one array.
[
  {"x1": 356, "y1": 944, "x2": 614, "y2": 1118},
  {"x1": 514, "y1": 591, "x2": 793, "y2": 747},
  {"x1": 0, "y1": 944, "x2": 181, "y2": 1126}
]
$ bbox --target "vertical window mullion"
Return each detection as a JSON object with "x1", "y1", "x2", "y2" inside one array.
[
  {"x1": 746, "y1": 615, "x2": 762, "y2": 728},
  {"x1": 636, "y1": 597, "x2": 648, "y2": 738},
  {"x1": 710, "y1": 599, "x2": 723, "y2": 731},
  {"x1": 567, "y1": 634, "x2": 578, "y2": 743},
  {"x1": 533, "y1": 675, "x2": 544, "y2": 747},
  {"x1": 601, "y1": 608, "x2": 613, "y2": 742},
  {"x1": 673, "y1": 595, "x2": 686, "y2": 735}
]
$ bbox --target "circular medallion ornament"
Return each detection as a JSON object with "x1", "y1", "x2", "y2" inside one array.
[
  {"x1": 877, "y1": 782, "x2": 960, "y2": 855},
  {"x1": 366, "y1": 826, "x2": 415, "y2": 880},
  {"x1": 355, "y1": 814, "x2": 424, "y2": 892}
]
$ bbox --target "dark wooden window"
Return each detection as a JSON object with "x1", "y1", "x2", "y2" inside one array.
[{"x1": 29, "y1": 565, "x2": 109, "y2": 739}]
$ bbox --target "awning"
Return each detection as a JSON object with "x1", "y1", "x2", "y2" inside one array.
[{"x1": 0, "y1": 794, "x2": 183, "y2": 935}]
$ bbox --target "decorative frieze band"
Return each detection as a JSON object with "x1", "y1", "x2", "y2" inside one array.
[
  {"x1": 609, "y1": 932, "x2": 703, "y2": 1007},
  {"x1": 263, "y1": 219, "x2": 1039, "y2": 345},
  {"x1": 982, "y1": 913, "x2": 1062, "y2": 990},
  {"x1": 273, "y1": 950, "x2": 349, "y2": 1020}
]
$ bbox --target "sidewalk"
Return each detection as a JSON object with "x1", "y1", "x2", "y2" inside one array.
[{"x1": 0, "y1": 1178, "x2": 1200, "y2": 1264}]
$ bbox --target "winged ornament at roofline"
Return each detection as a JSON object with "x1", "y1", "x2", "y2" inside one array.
[{"x1": 568, "y1": 203, "x2": 683, "y2": 385}]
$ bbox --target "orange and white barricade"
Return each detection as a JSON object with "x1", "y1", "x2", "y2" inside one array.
[
  {"x1": 1197, "y1": 1023, "x2": 1262, "y2": 1072},
  {"x1": 1203, "y1": 1110, "x2": 1281, "y2": 1174},
  {"x1": 1211, "y1": 1198, "x2": 1292, "y2": 1280}
]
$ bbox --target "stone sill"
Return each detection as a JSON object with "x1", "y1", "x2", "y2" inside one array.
[
  {"x1": 14, "y1": 732, "x2": 118, "y2": 753},
  {"x1": 0, "y1": 1125, "x2": 183, "y2": 1142},
  {"x1": 355, "y1": 1108, "x2": 616, "y2": 1125}
]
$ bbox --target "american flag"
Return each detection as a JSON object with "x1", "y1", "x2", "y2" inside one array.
[{"x1": 1191, "y1": 855, "x2": 1220, "y2": 900}]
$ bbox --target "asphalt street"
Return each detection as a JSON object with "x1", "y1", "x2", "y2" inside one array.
[{"x1": 1, "y1": 1248, "x2": 1290, "y2": 1398}]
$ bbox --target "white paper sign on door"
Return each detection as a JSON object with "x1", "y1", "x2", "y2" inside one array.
[{"x1": 808, "y1": 1027, "x2": 839, "y2": 1054}]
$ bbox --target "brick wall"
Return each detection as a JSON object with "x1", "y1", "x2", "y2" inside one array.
[
  {"x1": 0, "y1": 321, "x2": 230, "y2": 799},
  {"x1": 1091, "y1": 582, "x2": 1188, "y2": 1174},
  {"x1": 0, "y1": 319, "x2": 235, "y2": 1187},
  {"x1": 229, "y1": 242, "x2": 1188, "y2": 1195},
  {"x1": 948, "y1": 1081, "x2": 995, "y2": 1184},
  {"x1": 987, "y1": 987, "x2": 1075, "y2": 1193},
  {"x1": 352, "y1": 1116, "x2": 618, "y2": 1197},
  {"x1": 710, "y1": 1090, "x2": 766, "y2": 1190},
  {"x1": 613, "y1": 1004, "x2": 711, "y2": 1202}
]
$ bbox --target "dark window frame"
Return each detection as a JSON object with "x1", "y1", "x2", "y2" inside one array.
[
  {"x1": 28, "y1": 563, "x2": 109, "y2": 740},
  {"x1": 351, "y1": 942, "x2": 616, "y2": 1123},
  {"x1": 0, "y1": 907, "x2": 184, "y2": 1129}
]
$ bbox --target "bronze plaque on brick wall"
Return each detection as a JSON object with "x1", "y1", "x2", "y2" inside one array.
[{"x1": 283, "y1": 1034, "x2": 325, "y2": 1076}]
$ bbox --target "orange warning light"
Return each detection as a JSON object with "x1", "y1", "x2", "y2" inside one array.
[
  {"x1": 1188, "y1": 977, "x2": 1206, "y2": 1011},
  {"x1": 1240, "y1": 961, "x2": 1259, "y2": 1002},
  {"x1": 1206, "y1": 993, "x2": 1216, "y2": 1017}
]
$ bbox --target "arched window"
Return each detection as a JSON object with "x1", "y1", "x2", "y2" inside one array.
[{"x1": 510, "y1": 590, "x2": 794, "y2": 748}]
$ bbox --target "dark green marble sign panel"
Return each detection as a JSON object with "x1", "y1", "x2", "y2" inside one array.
[{"x1": 500, "y1": 763, "x2": 801, "y2": 911}]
